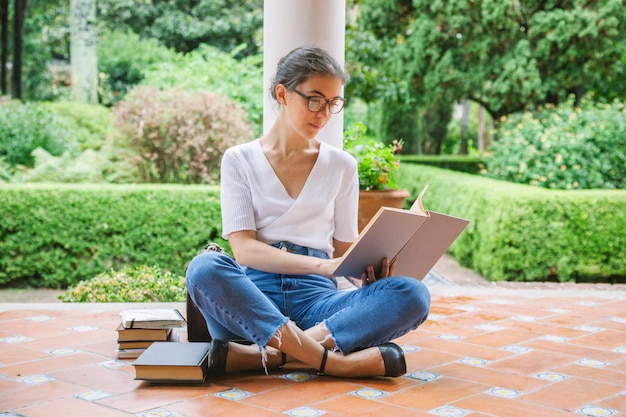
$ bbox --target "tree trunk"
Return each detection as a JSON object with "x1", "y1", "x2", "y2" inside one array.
[
  {"x1": 459, "y1": 99, "x2": 470, "y2": 155},
  {"x1": 70, "y1": 0, "x2": 98, "y2": 103},
  {"x1": 0, "y1": 0, "x2": 8, "y2": 95},
  {"x1": 11, "y1": 0, "x2": 27, "y2": 99},
  {"x1": 477, "y1": 105, "x2": 486, "y2": 152},
  {"x1": 421, "y1": 101, "x2": 452, "y2": 155}
]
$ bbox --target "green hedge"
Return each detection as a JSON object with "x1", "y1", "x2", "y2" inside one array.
[
  {"x1": 401, "y1": 154, "x2": 483, "y2": 175},
  {"x1": 0, "y1": 183, "x2": 227, "y2": 288},
  {"x1": 3, "y1": 173, "x2": 626, "y2": 288},
  {"x1": 397, "y1": 164, "x2": 626, "y2": 283}
]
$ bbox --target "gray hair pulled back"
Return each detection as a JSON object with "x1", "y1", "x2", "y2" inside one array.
[{"x1": 270, "y1": 46, "x2": 349, "y2": 101}]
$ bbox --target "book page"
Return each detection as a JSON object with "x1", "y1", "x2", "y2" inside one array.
[{"x1": 409, "y1": 184, "x2": 429, "y2": 215}]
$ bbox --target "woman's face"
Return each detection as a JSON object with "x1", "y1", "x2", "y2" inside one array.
[{"x1": 283, "y1": 74, "x2": 344, "y2": 140}]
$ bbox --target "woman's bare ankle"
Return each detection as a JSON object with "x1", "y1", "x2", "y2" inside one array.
[{"x1": 224, "y1": 342, "x2": 285, "y2": 373}]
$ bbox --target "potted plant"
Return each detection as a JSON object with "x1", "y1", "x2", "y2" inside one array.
[{"x1": 344, "y1": 122, "x2": 409, "y2": 231}]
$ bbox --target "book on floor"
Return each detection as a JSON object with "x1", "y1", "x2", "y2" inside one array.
[
  {"x1": 120, "y1": 308, "x2": 186, "y2": 329},
  {"x1": 132, "y1": 342, "x2": 211, "y2": 383},
  {"x1": 332, "y1": 185, "x2": 470, "y2": 280},
  {"x1": 116, "y1": 324, "x2": 173, "y2": 342},
  {"x1": 117, "y1": 340, "x2": 155, "y2": 350},
  {"x1": 116, "y1": 347, "x2": 148, "y2": 359}
]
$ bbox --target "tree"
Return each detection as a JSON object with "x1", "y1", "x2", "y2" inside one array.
[
  {"x1": 346, "y1": 0, "x2": 427, "y2": 153},
  {"x1": 401, "y1": 0, "x2": 626, "y2": 122},
  {"x1": 1, "y1": 0, "x2": 7, "y2": 95},
  {"x1": 96, "y1": 0, "x2": 263, "y2": 56},
  {"x1": 11, "y1": 0, "x2": 26, "y2": 99}
]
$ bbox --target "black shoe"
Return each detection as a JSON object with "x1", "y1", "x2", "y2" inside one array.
[
  {"x1": 378, "y1": 343, "x2": 406, "y2": 377},
  {"x1": 207, "y1": 339, "x2": 229, "y2": 376}
]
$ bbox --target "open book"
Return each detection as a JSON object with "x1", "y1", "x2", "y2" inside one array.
[
  {"x1": 332, "y1": 185, "x2": 469, "y2": 280},
  {"x1": 120, "y1": 308, "x2": 186, "y2": 329}
]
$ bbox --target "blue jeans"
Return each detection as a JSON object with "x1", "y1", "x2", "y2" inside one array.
[{"x1": 186, "y1": 241, "x2": 431, "y2": 353}]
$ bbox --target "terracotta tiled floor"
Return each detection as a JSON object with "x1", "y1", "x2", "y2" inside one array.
[{"x1": 1, "y1": 281, "x2": 626, "y2": 417}]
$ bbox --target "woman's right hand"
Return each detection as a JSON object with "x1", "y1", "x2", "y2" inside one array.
[{"x1": 360, "y1": 257, "x2": 397, "y2": 286}]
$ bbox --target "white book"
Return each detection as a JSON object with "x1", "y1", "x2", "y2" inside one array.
[{"x1": 120, "y1": 308, "x2": 186, "y2": 329}]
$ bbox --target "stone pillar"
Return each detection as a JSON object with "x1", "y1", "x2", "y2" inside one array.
[
  {"x1": 263, "y1": 0, "x2": 346, "y2": 148},
  {"x1": 70, "y1": 0, "x2": 98, "y2": 103}
]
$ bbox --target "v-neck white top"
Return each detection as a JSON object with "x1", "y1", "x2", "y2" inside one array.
[{"x1": 220, "y1": 139, "x2": 359, "y2": 257}]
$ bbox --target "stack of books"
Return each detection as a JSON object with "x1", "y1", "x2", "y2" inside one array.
[{"x1": 116, "y1": 308, "x2": 186, "y2": 359}]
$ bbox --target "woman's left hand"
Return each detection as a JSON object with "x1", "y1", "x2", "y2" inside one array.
[{"x1": 361, "y1": 257, "x2": 397, "y2": 286}]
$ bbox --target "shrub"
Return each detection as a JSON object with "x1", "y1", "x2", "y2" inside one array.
[
  {"x1": 397, "y1": 164, "x2": 626, "y2": 283},
  {"x1": 0, "y1": 101, "x2": 136, "y2": 184},
  {"x1": 401, "y1": 154, "x2": 483, "y2": 175},
  {"x1": 7, "y1": 147, "x2": 137, "y2": 184},
  {"x1": 0, "y1": 100, "x2": 79, "y2": 168},
  {"x1": 344, "y1": 122, "x2": 403, "y2": 191},
  {"x1": 60, "y1": 265, "x2": 186, "y2": 303},
  {"x1": 0, "y1": 183, "x2": 226, "y2": 288},
  {"x1": 97, "y1": 29, "x2": 178, "y2": 107},
  {"x1": 484, "y1": 97, "x2": 626, "y2": 190},
  {"x1": 113, "y1": 86, "x2": 252, "y2": 184},
  {"x1": 141, "y1": 44, "x2": 263, "y2": 136},
  {"x1": 45, "y1": 101, "x2": 120, "y2": 151}
]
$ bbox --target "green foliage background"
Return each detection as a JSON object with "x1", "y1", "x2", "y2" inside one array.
[
  {"x1": 484, "y1": 98, "x2": 626, "y2": 189},
  {"x1": 140, "y1": 44, "x2": 263, "y2": 136},
  {"x1": 0, "y1": 100, "x2": 79, "y2": 167}
]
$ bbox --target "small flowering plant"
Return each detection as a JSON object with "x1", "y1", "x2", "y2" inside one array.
[{"x1": 343, "y1": 122, "x2": 403, "y2": 191}]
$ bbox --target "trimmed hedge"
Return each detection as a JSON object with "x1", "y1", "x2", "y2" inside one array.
[
  {"x1": 401, "y1": 154, "x2": 483, "y2": 175},
  {"x1": 397, "y1": 164, "x2": 626, "y2": 283},
  {"x1": 0, "y1": 183, "x2": 227, "y2": 288},
  {"x1": 3, "y1": 172, "x2": 626, "y2": 288}
]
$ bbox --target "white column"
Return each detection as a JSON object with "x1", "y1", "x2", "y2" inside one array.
[
  {"x1": 70, "y1": 0, "x2": 98, "y2": 103},
  {"x1": 263, "y1": 0, "x2": 346, "y2": 148}
]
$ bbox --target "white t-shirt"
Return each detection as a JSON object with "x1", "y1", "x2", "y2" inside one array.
[{"x1": 220, "y1": 139, "x2": 359, "y2": 257}]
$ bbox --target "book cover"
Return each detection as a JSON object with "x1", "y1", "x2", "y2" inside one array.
[
  {"x1": 332, "y1": 185, "x2": 469, "y2": 280},
  {"x1": 116, "y1": 324, "x2": 172, "y2": 342},
  {"x1": 132, "y1": 342, "x2": 211, "y2": 383},
  {"x1": 118, "y1": 340, "x2": 154, "y2": 350},
  {"x1": 116, "y1": 347, "x2": 147, "y2": 359},
  {"x1": 120, "y1": 308, "x2": 186, "y2": 329}
]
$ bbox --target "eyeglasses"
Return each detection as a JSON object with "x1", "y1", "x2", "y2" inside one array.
[{"x1": 292, "y1": 89, "x2": 347, "y2": 114}]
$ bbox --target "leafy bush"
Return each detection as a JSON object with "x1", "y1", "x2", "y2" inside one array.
[
  {"x1": 113, "y1": 86, "x2": 252, "y2": 184},
  {"x1": 0, "y1": 100, "x2": 79, "y2": 168},
  {"x1": 344, "y1": 122, "x2": 403, "y2": 191},
  {"x1": 96, "y1": 0, "x2": 262, "y2": 57},
  {"x1": 9, "y1": 148, "x2": 105, "y2": 183},
  {"x1": 0, "y1": 101, "x2": 136, "y2": 184},
  {"x1": 141, "y1": 44, "x2": 263, "y2": 136},
  {"x1": 0, "y1": 183, "x2": 226, "y2": 288},
  {"x1": 401, "y1": 154, "x2": 483, "y2": 175},
  {"x1": 484, "y1": 97, "x2": 626, "y2": 190},
  {"x1": 7, "y1": 147, "x2": 137, "y2": 184},
  {"x1": 397, "y1": 164, "x2": 626, "y2": 283},
  {"x1": 60, "y1": 265, "x2": 186, "y2": 302},
  {"x1": 97, "y1": 29, "x2": 178, "y2": 107},
  {"x1": 46, "y1": 101, "x2": 120, "y2": 151}
]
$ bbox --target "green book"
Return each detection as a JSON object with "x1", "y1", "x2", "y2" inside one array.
[{"x1": 133, "y1": 342, "x2": 211, "y2": 383}]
